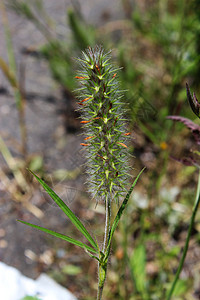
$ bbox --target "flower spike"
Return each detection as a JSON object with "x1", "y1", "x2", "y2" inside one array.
[{"x1": 76, "y1": 46, "x2": 130, "y2": 203}]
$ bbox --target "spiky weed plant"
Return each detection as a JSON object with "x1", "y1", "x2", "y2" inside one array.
[
  {"x1": 18, "y1": 46, "x2": 144, "y2": 299},
  {"x1": 76, "y1": 45, "x2": 137, "y2": 298}
]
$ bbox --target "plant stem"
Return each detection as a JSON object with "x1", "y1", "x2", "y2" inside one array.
[
  {"x1": 97, "y1": 283, "x2": 103, "y2": 300},
  {"x1": 103, "y1": 195, "x2": 111, "y2": 252},
  {"x1": 167, "y1": 169, "x2": 200, "y2": 300},
  {"x1": 97, "y1": 195, "x2": 111, "y2": 300}
]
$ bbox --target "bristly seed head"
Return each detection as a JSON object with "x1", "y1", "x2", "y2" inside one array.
[{"x1": 76, "y1": 46, "x2": 131, "y2": 204}]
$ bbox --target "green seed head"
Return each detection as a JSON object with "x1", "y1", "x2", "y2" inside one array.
[{"x1": 76, "y1": 46, "x2": 130, "y2": 204}]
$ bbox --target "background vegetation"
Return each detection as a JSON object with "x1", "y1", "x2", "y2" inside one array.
[{"x1": 1, "y1": 0, "x2": 200, "y2": 299}]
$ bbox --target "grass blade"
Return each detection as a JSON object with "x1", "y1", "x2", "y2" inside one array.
[
  {"x1": 130, "y1": 244, "x2": 147, "y2": 297},
  {"x1": 105, "y1": 168, "x2": 145, "y2": 258},
  {"x1": 18, "y1": 220, "x2": 98, "y2": 254},
  {"x1": 0, "y1": 57, "x2": 18, "y2": 88},
  {"x1": 29, "y1": 170, "x2": 98, "y2": 251}
]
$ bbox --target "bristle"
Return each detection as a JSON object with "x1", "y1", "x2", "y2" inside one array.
[
  {"x1": 80, "y1": 97, "x2": 92, "y2": 103},
  {"x1": 117, "y1": 142, "x2": 128, "y2": 148},
  {"x1": 80, "y1": 120, "x2": 91, "y2": 124},
  {"x1": 80, "y1": 143, "x2": 91, "y2": 146},
  {"x1": 84, "y1": 136, "x2": 95, "y2": 140},
  {"x1": 75, "y1": 76, "x2": 88, "y2": 79}
]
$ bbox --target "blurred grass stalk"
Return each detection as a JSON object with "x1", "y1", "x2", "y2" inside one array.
[
  {"x1": 0, "y1": 0, "x2": 27, "y2": 157},
  {"x1": 167, "y1": 169, "x2": 200, "y2": 299}
]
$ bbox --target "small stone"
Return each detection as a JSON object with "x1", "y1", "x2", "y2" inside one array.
[
  {"x1": 39, "y1": 249, "x2": 54, "y2": 265},
  {"x1": 0, "y1": 239, "x2": 8, "y2": 248},
  {"x1": 24, "y1": 249, "x2": 37, "y2": 261}
]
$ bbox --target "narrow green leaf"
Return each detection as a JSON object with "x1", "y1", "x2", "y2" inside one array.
[
  {"x1": 105, "y1": 168, "x2": 145, "y2": 259},
  {"x1": 18, "y1": 220, "x2": 98, "y2": 254},
  {"x1": 29, "y1": 170, "x2": 98, "y2": 251},
  {"x1": 130, "y1": 244, "x2": 147, "y2": 295},
  {"x1": 172, "y1": 279, "x2": 188, "y2": 297}
]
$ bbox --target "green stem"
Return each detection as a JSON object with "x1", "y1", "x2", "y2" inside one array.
[
  {"x1": 97, "y1": 282, "x2": 104, "y2": 300},
  {"x1": 167, "y1": 170, "x2": 200, "y2": 300},
  {"x1": 103, "y1": 195, "x2": 111, "y2": 252},
  {"x1": 97, "y1": 195, "x2": 111, "y2": 300}
]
